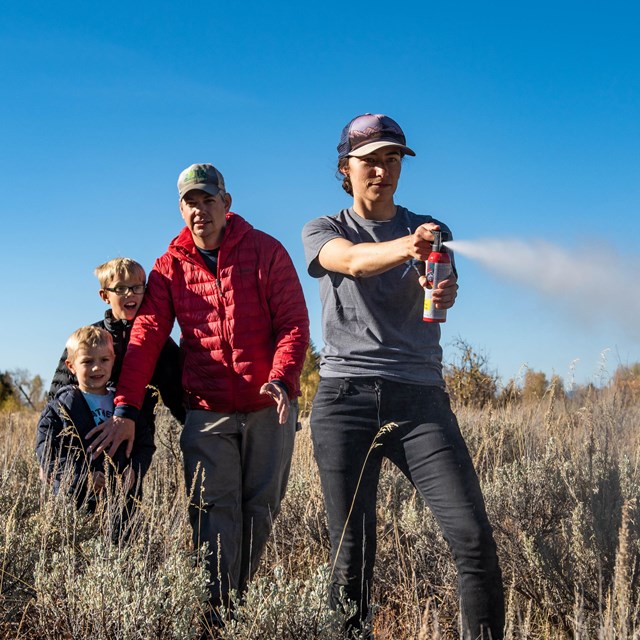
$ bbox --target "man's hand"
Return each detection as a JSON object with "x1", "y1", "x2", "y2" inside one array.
[
  {"x1": 260, "y1": 382, "x2": 290, "y2": 424},
  {"x1": 87, "y1": 416, "x2": 135, "y2": 458}
]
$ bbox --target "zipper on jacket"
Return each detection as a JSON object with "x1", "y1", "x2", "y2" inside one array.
[{"x1": 212, "y1": 256, "x2": 239, "y2": 410}]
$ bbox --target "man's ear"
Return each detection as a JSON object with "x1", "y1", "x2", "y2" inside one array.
[
  {"x1": 223, "y1": 192, "x2": 232, "y2": 212},
  {"x1": 65, "y1": 359, "x2": 76, "y2": 375},
  {"x1": 98, "y1": 289, "x2": 110, "y2": 303}
]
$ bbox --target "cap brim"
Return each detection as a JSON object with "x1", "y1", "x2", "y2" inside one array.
[
  {"x1": 179, "y1": 183, "x2": 221, "y2": 199},
  {"x1": 348, "y1": 141, "x2": 416, "y2": 157}
]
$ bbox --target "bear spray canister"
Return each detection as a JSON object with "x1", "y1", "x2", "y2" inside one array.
[{"x1": 423, "y1": 230, "x2": 452, "y2": 323}]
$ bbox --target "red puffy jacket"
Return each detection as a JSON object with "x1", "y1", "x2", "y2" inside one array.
[{"x1": 115, "y1": 213, "x2": 309, "y2": 414}]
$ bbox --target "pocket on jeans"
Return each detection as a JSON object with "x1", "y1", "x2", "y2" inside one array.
[{"x1": 313, "y1": 378, "x2": 346, "y2": 406}]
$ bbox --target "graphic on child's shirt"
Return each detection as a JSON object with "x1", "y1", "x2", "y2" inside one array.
[{"x1": 82, "y1": 391, "x2": 115, "y2": 426}]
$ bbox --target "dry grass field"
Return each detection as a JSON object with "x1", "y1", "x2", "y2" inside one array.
[{"x1": 1, "y1": 387, "x2": 639, "y2": 639}]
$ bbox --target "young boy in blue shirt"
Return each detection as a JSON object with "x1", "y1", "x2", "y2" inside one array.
[{"x1": 36, "y1": 326, "x2": 152, "y2": 510}]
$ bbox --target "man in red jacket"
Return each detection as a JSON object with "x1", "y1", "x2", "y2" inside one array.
[{"x1": 89, "y1": 163, "x2": 309, "y2": 622}]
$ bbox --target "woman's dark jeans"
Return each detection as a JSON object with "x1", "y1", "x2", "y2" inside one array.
[{"x1": 311, "y1": 377, "x2": 504, "y2": 640}]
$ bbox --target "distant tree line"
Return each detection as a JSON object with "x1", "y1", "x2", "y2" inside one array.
[
  {"x1": 300, "y1": 338, "x2": 640, "y2": 413},
  {"x1": 443, "y1": 338, "x2": 640, "y2": 409},
  {"x1": 2, "y1": 345, "x2": 638, "y2": 414},
  {"x1": 0, "y1": 369, "x2": 46, "y2": 412}
]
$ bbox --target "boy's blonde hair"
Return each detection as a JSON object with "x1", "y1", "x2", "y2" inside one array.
[
  {"x1": 94, "y1": 258, "x2": 146, "y2": 289},
  {"x1": 66, "y1": 326, "x2": 114, "y2": 362}
]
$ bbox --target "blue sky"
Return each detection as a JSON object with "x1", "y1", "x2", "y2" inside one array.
[{"x1": 1, "y1": 1, "x2": 639, "y2": 389}]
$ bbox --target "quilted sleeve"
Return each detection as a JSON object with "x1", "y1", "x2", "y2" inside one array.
[{"x1": 264, "y1": 242, "x2": 310, "y2": 398}]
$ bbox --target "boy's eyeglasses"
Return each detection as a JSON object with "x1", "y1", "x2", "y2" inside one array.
[{"x1": 104, "y1": 285, "x2": 146, "y2": 296}]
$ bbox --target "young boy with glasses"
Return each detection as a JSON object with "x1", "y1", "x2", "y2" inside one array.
[{"x1": 36, "y1": 326, "x2": 151, "y2": 530}]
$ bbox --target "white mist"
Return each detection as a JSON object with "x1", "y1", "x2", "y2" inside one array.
[{"x1": 444, "y1": 238, "x2": 640, "y2": 342}]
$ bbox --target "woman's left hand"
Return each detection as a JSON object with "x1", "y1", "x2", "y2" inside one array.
[{"x1": 419, "y1": 275, "x2": 458, "y2": 309}]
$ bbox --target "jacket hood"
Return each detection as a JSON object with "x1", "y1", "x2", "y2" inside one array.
[
  {"x1": 167, "y1": 212, "x2": 253, "y2": 264},
  {"x1": 52, "y1": 384, "x2": 81, "y2": 401}
]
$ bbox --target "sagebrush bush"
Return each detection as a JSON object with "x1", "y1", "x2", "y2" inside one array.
[
  {"x1": 219, "y1": 565, "x2": 362, "y2": 640},
  {"x1": 32, "y1": 535, "x2": 208, "y2": 639},
  {"x1": 1, "y1": 410, "x2": 210, "y2": 639}
]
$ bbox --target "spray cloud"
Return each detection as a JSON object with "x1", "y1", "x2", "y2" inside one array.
[{"x1": 445, "y1": 238, "x2": 640, "y2": 341}]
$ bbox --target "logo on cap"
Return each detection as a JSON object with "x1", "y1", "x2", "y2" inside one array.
[
  {"x1": 183, "y1": 168, "x2": 210, "y2": 186},
  {"x1": 337, "y1": 113, "x2": 416, "y2": 159}
]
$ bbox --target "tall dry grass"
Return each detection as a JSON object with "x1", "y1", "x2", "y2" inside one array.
[{"x1": 1, "y1": 388, "x2": 639, "y2": 639}]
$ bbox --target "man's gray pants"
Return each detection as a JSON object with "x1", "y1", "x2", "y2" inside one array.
[{"x1": 180, "y1": 405, "x2": 296, "y2": 610}]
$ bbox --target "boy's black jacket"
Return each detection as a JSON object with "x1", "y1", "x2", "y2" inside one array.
[{"x1": 35, "y1": 384, "x2": 155, "y2": 500}]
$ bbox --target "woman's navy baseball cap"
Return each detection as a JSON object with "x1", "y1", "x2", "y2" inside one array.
[{"x1": 337, "y1": 113, "x2": 416, "y2": 159}]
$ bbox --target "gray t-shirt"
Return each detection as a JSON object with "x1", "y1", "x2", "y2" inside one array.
[{"x1": 302, "y1": 206, "x2": 454, "y2": 386}]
